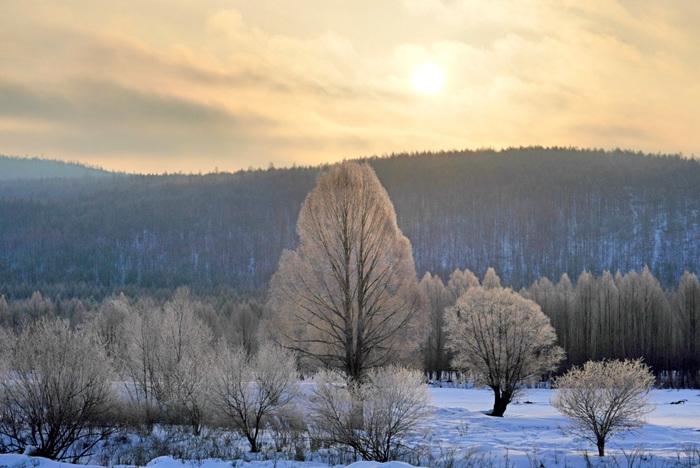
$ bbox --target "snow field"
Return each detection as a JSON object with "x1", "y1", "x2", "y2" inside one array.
[{"x1": 1, "y1": 388, "x2": 699, "y2": 467}]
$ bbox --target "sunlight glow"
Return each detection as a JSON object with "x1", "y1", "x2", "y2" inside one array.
[{"x1": 412, "y1": 63, "x2": 445, "y2": 95}]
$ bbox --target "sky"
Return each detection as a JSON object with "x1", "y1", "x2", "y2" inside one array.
[{"x1": 1, "y1": 0, "x2": 699, "y2": 173}]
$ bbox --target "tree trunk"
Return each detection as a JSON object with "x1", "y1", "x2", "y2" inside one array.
[
  {"x1": 490, "y1": 389, "x2": 510, "y2": 417},
  {"x1": 248, "y1": 435, "x2": 259, "y2": 453},
  {"x1": 597, "y1": 437, "x2": 605, "y2": 457}
]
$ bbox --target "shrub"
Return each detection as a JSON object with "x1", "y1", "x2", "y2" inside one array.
[
  {"x1": 209, "y1": 343, "x2": 299, "y2": 452},
  {"x1": 0, "y1": 319, "x2": 115, "y2": 461},
  {"x1": 553, "y1": 359, "x2": 655, "y2": 456},
  {"x1": 310, "y1": 366, "x2": 429, "y2": 462}
]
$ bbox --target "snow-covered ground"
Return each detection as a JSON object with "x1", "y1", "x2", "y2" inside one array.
[
  {"x1": 415, "y1": 387, "x2": 700, "y2": 466},
  {"x1": 1, "y1": 388, "x2": 699, "y2": 467}
]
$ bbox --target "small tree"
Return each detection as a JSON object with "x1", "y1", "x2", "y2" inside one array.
[
  {"x1": 210, "y1": 343, "x2": 299, "y2": 452},
  {"x1": 446, "y1": 286, "x2": 564, "y2": 416},
  {"x1": 151, "y1": 288, "x2": 214, "y2": 434},
  {"x1": 116, "y1": 297, "x2": 161, "y2": 422},
  {"x1": 553, "y1": 359, "x2": 655, "y2": 457},
  {"x1": 310, "y1": 366, "x2": 429, "y2": 462},
  {"x1": 0, "y1": 319, "x2": 115, "y2": 461}
]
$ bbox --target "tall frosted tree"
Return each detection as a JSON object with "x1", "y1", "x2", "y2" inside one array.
[
  {"x1": 672, "y1": 272, "x2": 700, "y2": 385},
  {"x1": 526, "y1": 267, "x2": 680, "y2": 382},
  {"x1": 418, "y1": 267, "x2": 481, "y2": 378},
  {"x1": 268, "y1": 162, "x2": 422, "y2": 381},
  {"x1": 418, "y1": 272, "x2": 452, "y2": 378}
]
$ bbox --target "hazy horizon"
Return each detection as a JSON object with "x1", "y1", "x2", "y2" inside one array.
[
  {"x1": 2, "y1": 1, "x2": 699, "y2": 173},
  {"x1": 5, "y1": 145, "x2": 698, "y2": 177}
]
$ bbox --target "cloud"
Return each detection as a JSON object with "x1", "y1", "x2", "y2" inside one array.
[
  {"x1": 0, "y1": 0, "x2": 698, "y2": 172},
  {"x1": 0, "y1": 79, "x2": 262, "y2": 126}
]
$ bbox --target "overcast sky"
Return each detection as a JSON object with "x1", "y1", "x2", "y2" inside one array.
[{"x1": 1, "y1": 0, "x2": 698, "y2": 173}]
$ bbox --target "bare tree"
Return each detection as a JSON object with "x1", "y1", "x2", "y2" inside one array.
[
  {"x1": 672, "y1": 272, "x2": 700, "y2": 386},
  {"x1": 90, "y1": 293, "x2": 131, "y2": 362},
  {"x1": 553, "y1": 359, "x2": 655, "y2": 456},
  {"x1": 111, "y1": 290, "x2": 214, "y2": 432},
  {"x1": 446, "y1": 286, "x2": 564, "y2": 416},
  {"x1": 419, "y1": 272, "x2": 452, "y2": 379},
  {"x1": 268, "y1": 162, "x2": 423, "y2": 381},
  {"x1": 151, "y1": 288, "x2": 214, "y2": 434},
  {"x1": 0, "y1": 319, "x2": 115, "y2": 461},
  {"x1": 526, "y1": 268, "x2": 679, "y2": 383},
  {"x1": 117, "y1": 297, "x2": 161, "y2": 422},
  {"x1": 210, "y1": 343, "x2": 299, "y2": 453},
  {"x1": 0, "y1": 325, "x2": 10, "y2": 374},
  {"x1": 0, "y1": 295, "x2": 9, "y2": 327},
  {"x1": 310, "y1": 366, "x2": 429, "y2": 462}
]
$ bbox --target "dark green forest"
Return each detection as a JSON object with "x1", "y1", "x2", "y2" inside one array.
[{"x1": 1, "y1": 147, "x2": 699, "y2": 299}]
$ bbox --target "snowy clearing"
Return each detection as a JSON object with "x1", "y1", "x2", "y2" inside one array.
[
  {"x1": 1, "y1": 388, "x2": 699, "y2": 467},
  {"x1": 413, "y1": 387, "x2": 700, "y2": 466}
]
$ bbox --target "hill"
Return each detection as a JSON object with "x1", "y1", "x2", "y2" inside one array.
[
  {"x1": 0, "y1": 155, "x2": 112, "y2": 180},
  {"x1": 0, "y1": 147, "x2": 699, "y2": 298}
]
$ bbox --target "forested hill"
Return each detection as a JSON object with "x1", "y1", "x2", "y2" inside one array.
[
  {"x1": 1, "y1": 147, "x2": 699, "y2": 299},
  {"x1": 0, "y1": 155, "x2": 111, "y2": 180}
]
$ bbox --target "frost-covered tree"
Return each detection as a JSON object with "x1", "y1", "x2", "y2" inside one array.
[
  {"x1": 420, "y1": 268, "x2": 480, "y2": 378},
  {"x1": 310, "y1": 366, "x2": 429, "y2": 462},
  {"x1": 90, "y1": 293, "x2": 131, "y2": 361},
  {"x1": 446, "y1": 268, "x2": 480, "y2": 301},
  {"x1": 151, "y1": 288, "x2": 214, "y2": 433},
  {"x1": 268, "y1": 162, "x2": 423, "y2": 381},
  {"x1": 0, "y1": 319, "x2": 115, "y2": 460},
  {"x1": 114, "y1": 289, "x2": 214, "y2": 432},
  {"x1": 210, "y1": 343, "x2": 299, "y2": 452},
  {"x1": 481, "y1": 267, "x2": 502, "y2": 289},
  {"x1": 118, "y1": 298, "x2": 161, "y2": 420},
  {"x1": 672, "y1": 272, "x2": 700, "y2": 386},
  {"x1": 419, "y1": 272, "x2": 452, "y2": 378},
  {"x1": 0, "y1": 325, "x2": 10, "y2": 374},
  {"x1": 553, "y1": 359, "x2": 654, "y2": 456},
  {"x1": 526, "y1": 268, "x2": 680, "y2": 381},
  {"x1": 446, "y1": 286, "x2": 564, "y2": 416}
]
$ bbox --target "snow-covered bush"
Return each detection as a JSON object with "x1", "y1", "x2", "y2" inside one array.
[
  {"x1": 0, "y1": 318, "x2": 115, "y2": 461},
  {"x1": 445, "y1": 286, "x2": 564, "y2": 416},
  {"x1": 310, "y1": 366, "x2": 430, "y2": 462},
  {"x1": 553, "y1": 359, "x2": 655, "y2": 456},
  {"x1": 209, "y1": 342, "x2": 299, "y2": 452}
]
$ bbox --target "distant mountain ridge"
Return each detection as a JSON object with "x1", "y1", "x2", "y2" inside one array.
[
  {"x1": 0, "y1": 147, "x2": 699, "y2": 299},
  {"x1": 0, "y1": 155, "x2": 112, "y2": 180}
]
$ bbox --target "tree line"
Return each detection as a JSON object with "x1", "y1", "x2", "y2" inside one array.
[
  {"x1": 421, "y1": 266, "x2": 700, "y2": 387},
  {"x1": 1, "y1": 270, "x2": 697, "y2": 387},
  {"x1": 2, "y1": 147, "x2": 700, "y2": 299}
]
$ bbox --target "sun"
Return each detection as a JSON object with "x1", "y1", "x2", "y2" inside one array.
[{"x1": 412, "y1": 63, "x2": 445, "y2": 95}]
